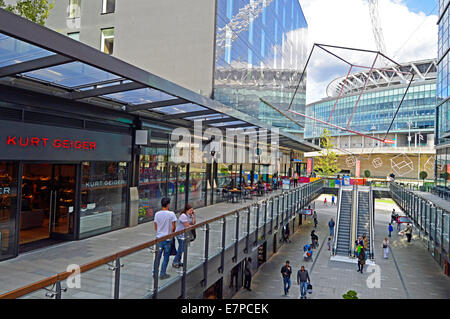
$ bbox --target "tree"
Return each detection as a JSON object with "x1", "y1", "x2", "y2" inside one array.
[
  {"x1": 314, "y1": 129, "x2": 340, "y2": 178},
  {"x1": 419, "y1": 171, "x2": 428, "y2": 185},
  {"x1": 364, "y1": 170, "x2": 371, "y2": 178},
  {"x1": 0, "y1": 0, "x2": 54, "y2": 26},
  {"x1": 342, "y1": 290, "x2": 358, "y2": 299}
]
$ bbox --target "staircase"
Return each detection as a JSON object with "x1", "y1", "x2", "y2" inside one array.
[{"x1": 335, "y1": 190, "x2": 352, "y2": 256}]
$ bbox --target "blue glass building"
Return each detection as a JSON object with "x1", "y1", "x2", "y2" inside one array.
[
  {"x1": 214, "y1": 0, "x2": 308, "y2": 135},
  {"x1": 436, "y1": 0, "x2": 450, "y2": 187}
]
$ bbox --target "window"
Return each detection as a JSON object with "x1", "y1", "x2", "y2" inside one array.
[
  {"x1": 68, "y1": 32, "x2": 80, "y2": 41},
  {"x1": 68, "y1": 0, "x2": 81, "y2": 18},
  {"x1": 102, "y1": 0, "x2": 115, "y2": 14},
  {"x1": 101, "y1": 28, "x2": 114, "y2": 55}
]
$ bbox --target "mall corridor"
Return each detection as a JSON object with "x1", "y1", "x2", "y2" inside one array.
[{"x1": 234, "y1": 195, "x2": 450, "y2": 299}]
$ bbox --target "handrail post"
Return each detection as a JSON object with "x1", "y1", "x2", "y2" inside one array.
[
  {"x1": 276, "y1": 196, "x2": 279, "y2": 229},
  {"x1": 55, "y1": 281, "x2": 62, "y2": 300},
  {"x1": 219, "y1": 217, "x2": 226, "y2": 273},
  {"x1": 269, "y1": 199, "x2": 274, "y2": 234},
  {"x1": 232, "y1": 212, "x2": 239, "y2": 262},
  {"x1": 153, "y1": 243, "x2": 161, "y2": 299},
  {"x1": 113, "y1": 256, "x2": 122, "y2": 299},
  {"x1": 201, "y1": 224, "x2": 210, "y2": 287},
  {"x1": 181, "y1": 230, "x2": 189, "y2": 299},
  {"x1": 245, "y1": 207, "x2": 250, "y2": 253},
  {"x1": 263, "y1": 201, "x2": 267, "y2": 239},
  {"x1": 254, "y1": 204, "x2": 259, "y2": 246}
]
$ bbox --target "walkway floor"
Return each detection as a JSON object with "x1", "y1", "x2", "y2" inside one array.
[
  {"x1": 234, "y1": 195, "x2": 450, "y2": 299},
  {"x1": 0, "y1": 189, "x2": 283, "y2": 296}
]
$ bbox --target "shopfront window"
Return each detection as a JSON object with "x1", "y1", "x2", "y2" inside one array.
[
  {"x1": 190, "y1": 163, "x2": 206, "y2": 208},
  {"x1": 138, "y1": 144, "x2": 168, "y2": 223},
  {"x1": 80, "y1": 162, "x2": 128, "y2": 238},
  {"x1": 0, "y1": 162, "x2": 18, "y2": 260}
]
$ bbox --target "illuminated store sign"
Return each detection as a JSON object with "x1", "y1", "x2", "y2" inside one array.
[{"x1": 6, "y1": 136, "x2": 96, "y2": 150}]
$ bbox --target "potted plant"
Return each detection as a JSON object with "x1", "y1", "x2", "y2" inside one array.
[
  {"x1": 419, "y1": 171, "x2": 428, "y2": 191},
  {"x1": 342, "y1": 290, "x2": 358, "y2": 299}
]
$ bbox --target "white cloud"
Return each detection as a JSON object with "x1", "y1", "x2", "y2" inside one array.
[{"x1": 299, "y1": 0, "x2": 438, "y2": 104}]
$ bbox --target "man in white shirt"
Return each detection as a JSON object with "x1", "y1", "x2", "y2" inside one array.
[{"x1": 153, "y1": 197, "x2": 177, "y2": 279}]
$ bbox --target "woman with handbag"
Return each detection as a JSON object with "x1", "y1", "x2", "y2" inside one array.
[
  {"x1": 172, "y1": 204, "x2": 196, "y2": 268},
  {"x1": 382, "y1": 237, "x2": 389, "y2": 259}
]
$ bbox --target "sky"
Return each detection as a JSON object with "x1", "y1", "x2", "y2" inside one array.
[{"x1": 298, "y1": 0, "x2": 439, "y2": 104}]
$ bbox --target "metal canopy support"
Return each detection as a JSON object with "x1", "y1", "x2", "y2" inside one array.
[
  {"x1": 0, "y1": 54, "x2": 73, "y2": 78},
  {"x1": 203, "y1": 117, "x2": 236, "y2": 125},
  {"x1": 164, "y1": 109, "x2": 217, "y2": 120},
  {"x1": 221, "y1": 123, "x2": 254, "y2": 129},
  {"x1": 128, "y1": 98, "x2": 188, "y2": 112},
  {"x1": 66, "y1": 81, "x2": 145, "y2": 100}
]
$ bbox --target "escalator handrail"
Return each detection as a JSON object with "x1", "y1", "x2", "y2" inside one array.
[
  {"x1": 350, "y1": 184, "x2": 358, "y2": 256},
  {"x1": 332, "y1": 186, "x2": 343, "y2": 255},
  {"x1": 369, "y1": 185, "x2": 375, "y2": 259}
]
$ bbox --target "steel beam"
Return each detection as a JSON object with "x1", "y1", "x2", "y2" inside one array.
[
  {"x1": 0, "y1": 54, "x2": 73, "y2": 78},
  {"x1": 128, "y1": 98, "x2": 188, "y2": 112},
  {"x1": 164, "y1": 109, "x2": 217, "y2": 120},
  {"x1": 66, "y1": 81, "x2": 145, "y2": 100}
]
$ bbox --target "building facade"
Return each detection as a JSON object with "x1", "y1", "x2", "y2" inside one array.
[
  {"x1": 305, "y1": 59, "x2": 437, "y2": 180},
  {"x1": 214, "y1": 0, "x2": 308, "y2": 135},
  {"x1": 40, "y1": 0, "x2": 308, "y2": 136},
  {"x1": 436, "y1": 0, "x2": 450, "y2": 188}
]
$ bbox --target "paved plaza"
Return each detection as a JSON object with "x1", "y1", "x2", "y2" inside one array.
[{"x1": 234, "y1": 195, "x2": 450, "y2": 299}]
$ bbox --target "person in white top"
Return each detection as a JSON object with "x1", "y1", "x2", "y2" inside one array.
[
  {"x1": 172, "y1": 204, "x2": 196, "y2": 268},
  {"x1": 153, "y1": 197, "x2": 177, "y2": 279}
]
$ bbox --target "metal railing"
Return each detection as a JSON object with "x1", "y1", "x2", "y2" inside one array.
[
  {"x1": 0, "y1": 180, "x2": 325, "y2": 299},
  {"x1": 350, "y1": 184, "x2": 358, "y2": 256},
  {"x1": 390, "y1": 182, "x2": 449, "y2": 270}
]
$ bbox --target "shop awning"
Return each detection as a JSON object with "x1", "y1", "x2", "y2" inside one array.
[{"x1": 0, "y1": 9, "x2": 319, "y2": 153}]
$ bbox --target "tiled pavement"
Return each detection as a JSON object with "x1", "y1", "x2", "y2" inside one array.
[
  {"x1": 0, "y1": 189, "x2": 285, "y2": 297},
  {"x1": 234, "y1": 195, "x2": 450, "y2": 299}
]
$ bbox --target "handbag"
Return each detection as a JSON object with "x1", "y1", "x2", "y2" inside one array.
[
  {"x1": 382, "y1": 244, "x2": 387, "y2": 249},
  {"x1": 307, "y1": 283, "x2": 313, "y2": 294},
  {"x1": 169, "y1": 237, "x2": 177, "y2": 256},
  {"x1": 189, "y1": 229, "x2": 196, "y2": 242}
]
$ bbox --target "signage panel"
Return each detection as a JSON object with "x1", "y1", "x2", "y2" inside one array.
[{"x1": 0, "y1": 120, "x2": 131, "y2": 162}]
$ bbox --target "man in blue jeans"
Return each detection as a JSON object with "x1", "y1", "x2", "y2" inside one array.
[
  {"x1": 328, "y1": 218, "x2": 335, "y2": 236},
  {"x1": 280, "y1": 260, "x2": 292, "y2": 296},
  {"x1": 153, "y1": 197, "x2": 177, "y2": 279},
  {"x1": 297, "y1": 265, "x2": 311, "y2": 299}
]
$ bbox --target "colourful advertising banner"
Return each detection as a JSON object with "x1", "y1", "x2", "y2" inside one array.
[
  {"x1": 355, "y1": 160, "x2": 360, "y2": 177},
  {"x1": 307, "y1": 158, "x2": 312, "y2": 175}
]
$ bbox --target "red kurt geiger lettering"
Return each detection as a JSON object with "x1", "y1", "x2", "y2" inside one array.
[{"x1": 6, "y1": 136, "x2": 96, "y2": 150}]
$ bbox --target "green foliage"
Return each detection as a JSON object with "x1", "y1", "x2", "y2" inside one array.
[
  {"x1": 0, "y1": 0, "x2": 54, "y2": 26},
  {"x1": 314, "y1": 129, "x2": 340, "y2": 178},
  {"x1": 364, "y1": 170, "x2": 371, "y2": 178},
  {"x1": 419, "y1": 171, "x2": 428, "y2": 181},
  {"x1": 342, "y1": 290, "x2": 358, "y2": 299}
]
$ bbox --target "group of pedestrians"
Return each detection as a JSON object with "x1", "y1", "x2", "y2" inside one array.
[
  {"x1": 323, "y1": 195, "x2": 336, "y2": 207},
  {"x1": 153, "y1": 197, "x2": 196, "y2": 279},
  {"x1": 280, "y1": 261, "x2": 311, "y2": 299}
]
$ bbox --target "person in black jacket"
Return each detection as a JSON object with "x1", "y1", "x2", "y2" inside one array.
[
  {"x1": 244, "y1": 257, "x2": 252, "y2": 291},
  {"x1": 297, "y1": 266, "x2": 311, "y2": 299},
  {"x1": 281, "y1": 260, "x2": 292, "y2": 296}
]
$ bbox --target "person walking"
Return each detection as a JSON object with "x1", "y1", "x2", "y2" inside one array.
[
  {"x1": 323, "y1": 197, "x2": 327, "y2": 207},
  {"x1": 313, "y1": 210, "x2": 318, "y2": 228},
  {"x1": 327, "y1": 237, "x2": 332, "y2": 251},
  {"x1": 153, "y1": 197, "x2": 177, "y2": 279},
  {"x1": 244, "y1": 257, "x2": 252, "y2": 291},
  {"x1": 311, "y1": 230, "x2": 319, "y2": 248},
  {"x1": 328, "y1": 218, "x2": 335, "y2": 236},
  {"x1": 382, "y1": 237, "x2": 389, "y2": 259},
  {"x1": 331, "y1": 195, "x2": 335, "y2": 206},
  {"x1": 297, "y1": 265, "x2": 311, "y2": 299},
  {"x1": 388, "y1": 223, "x2": 393, "y2": 237},
  {"x1": 405, "y1": 223, "x2": 413, "y2": 243},
  {"x1": 391, "y1": 209, "x2": 397, "y2": 224},
  {"x1": 357, "y1": 247, "x2": 366, "y2": 274},
  {"x1": 281, "y1": 260, "x2": 292, "y2": 296},
  {"x1": 172, "y1": 204, "x2": 196, "y2": 268}
]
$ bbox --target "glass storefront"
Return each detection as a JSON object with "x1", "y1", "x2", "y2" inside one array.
[
  {"x1": 190, "y1": 163, "x2": 207, "y2": 209},
  {"x1": 80, "y1": 162, "x2": 129, "y2": 239},
  {"x1": 0, "y1": 162, "x2": 18, "y2": 259}
]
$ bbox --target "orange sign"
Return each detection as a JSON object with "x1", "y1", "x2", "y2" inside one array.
[{"x1": 383, "y1": 139, "x2": 395, "y2": 144}]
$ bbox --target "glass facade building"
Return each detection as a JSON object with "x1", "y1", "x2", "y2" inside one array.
[
  {"x1": 436, "y1": 0, "x2": 450, "y2": 188},
  {"x1": 214, "y1": 0, "x2": 308, "y2": 135},
  {"x1": 305, "y1": 81, "x2": 436, "y2": 139}
]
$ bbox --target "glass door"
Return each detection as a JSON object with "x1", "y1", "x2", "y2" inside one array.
[{"x1": 50, "y1": 164, "x2": 76, "y2": 238}]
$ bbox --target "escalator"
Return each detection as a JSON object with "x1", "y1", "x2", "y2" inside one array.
[
  {"x1": 356, "y1": 189, "x2": 374, "y2": 259},
  {"x1": 335, "y1": 189, "x2": 352, "y2": 256}
]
